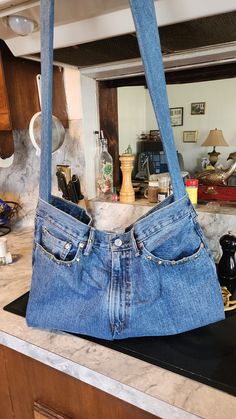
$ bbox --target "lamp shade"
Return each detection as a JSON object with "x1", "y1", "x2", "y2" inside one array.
[{"x1": 201, "y1": 128, "x2": 228, "y2": 147}]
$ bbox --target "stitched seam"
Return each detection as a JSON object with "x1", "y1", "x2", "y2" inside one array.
[
  {"x1": 35, "y1": 242, "x2": 82, "y2": 266},
  {"x1": 136, "y1": 211, "x2": 192, "y2": 243}
]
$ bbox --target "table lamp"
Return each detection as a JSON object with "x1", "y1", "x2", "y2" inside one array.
[{"x1": 201, "y1": 128, "x2": 228, "y2": 166}]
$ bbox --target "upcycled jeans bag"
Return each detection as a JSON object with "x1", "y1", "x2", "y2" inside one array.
[{"x1": 26, "y1": 0, "x2": 225, "y2": 340}]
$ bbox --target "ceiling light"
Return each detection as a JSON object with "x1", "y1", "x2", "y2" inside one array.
[{"x1": 6, "y1": 15, "x2": 37, "y2": 36}]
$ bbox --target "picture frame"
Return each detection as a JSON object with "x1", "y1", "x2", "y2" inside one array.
[
  {"x1": 183, "y1": 130, "x2": 198, "y2": 143},
  {"x1": 191, "y1": 102, "x2": 206, "y2": 115},
  {"x1": 169, "y1": 107, "x2": 183, "y2": 126},
  {"x1": 149, "y1": 129, "x2": 161, "y2": 141}
]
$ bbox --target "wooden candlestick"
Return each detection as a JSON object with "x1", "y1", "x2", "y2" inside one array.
[{"x1": 119, "y1": 154, "x2": 135, "y2": 203}]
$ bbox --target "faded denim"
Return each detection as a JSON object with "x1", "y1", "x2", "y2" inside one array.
[
  {"x1": 26, "y1": 194, "x2": 225, "y2": 340},
  {"x1": 26, "y1": 0, "x2": 225, "y2": 340}
]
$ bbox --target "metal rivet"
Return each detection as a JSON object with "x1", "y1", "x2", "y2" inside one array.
[
  {"x1": 88, "y1": 239, "x2": 92, "y2": 244},
  {"x1": 146, "y1": 255, "x2": 152, "y2": 260},
  {"x1": 79, "y1": 243, "x2": 85, "y2": 248},
  {"x1": 114, "y1": 239, "x2": 123, "y2": 247},
  {"x1": 201, "y1": 243, "x2": 204, "y2": 248},
  {"x1": 157, "y1": 260, "x2": 162, "y2": 265},
  {"x1": 64, "y1": 243, "x2": 71, "y2": 250},
  {"x1": 76, "y1": 257, "x2": 80, "y2": 262}
]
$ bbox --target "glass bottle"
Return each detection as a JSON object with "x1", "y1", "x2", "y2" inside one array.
[
  {"x1": 97, "y1": 132, "x2": 113, "y2": 199},
  {"x1": 94, "y1": 131, "x2": 101, "y2": 194}
]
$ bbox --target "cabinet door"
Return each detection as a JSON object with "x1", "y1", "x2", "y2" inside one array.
[
  {"x1": 1, "y1": 40, "x2": 68, "y2": 131},
  {"x1": 2, "y1": 345, "x2": 158, "y2": 419},
  {"x1": 0, "y1": 49, "x2": 14, "y2": 158},
  {"x1": 0, "y1": 50, "x2": 11, "y2": 130},
  {"x1": 0, "y1": 345, "x2": 14, "y2": 418}
]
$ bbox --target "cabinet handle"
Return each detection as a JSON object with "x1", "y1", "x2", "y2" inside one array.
[{"x1": 33, "y1": 401, "x2": 71, "y2": 419}]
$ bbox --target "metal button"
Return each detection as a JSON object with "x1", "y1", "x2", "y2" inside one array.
[{"x1": 114, "y1": 239, "x2": 123, "y2": 247}]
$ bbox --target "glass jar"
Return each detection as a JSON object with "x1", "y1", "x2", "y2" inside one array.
[
  {"x1": 144, "y1": 181, "x2": 159, "y2": 203},
  {"x1": 157, "y1": 174, "x2": 170, "y2": 202}
]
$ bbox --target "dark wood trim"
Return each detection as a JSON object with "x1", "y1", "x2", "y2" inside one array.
[
  {"x1": 103, "y1": 62, "x2": 236, "y2": 87},
  {"x1": 98, "y1": 81, "x2": 120, "y2": 186}
]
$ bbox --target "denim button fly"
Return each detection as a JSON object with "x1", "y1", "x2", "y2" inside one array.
[{"x1": 114, "y1": 239, "x2": 122, "y2": 247}]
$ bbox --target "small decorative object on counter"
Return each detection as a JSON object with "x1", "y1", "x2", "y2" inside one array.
[
  {"x1": 125, "y1": 144, "x2": 133, "y2": 154},
  {"x1": 112, "y1": 187, "x2": 119, "y2": 202},
  {"x1": 158, "y1": 174, "x2": 170, "y2": 202},
  {"x1": 185, "y1": 179, "x2": 199, "y2": 205},
  {"x1": 0, "y1": 237, "x2": 12, "y2": 265},
  {"x1": 96, "y1": 131, "x2": 113, "y2": 199},
  {"x1": 218, "y1": 231, "x2": 236, "y2": 294},
  {"x1": 144, "y1": 180, "x2": 159, "y2": 203},
  {"x1": 221, "y1": 287, "x2": 236, "y2": 311},
  {"x1": 196, "y1": 151, "x2": 236, "y2": 186},
  {"x1": 0, "y1": 199, "x2": 21, "y2": 236},
  {"x1": 119, "y1": 149, "x2": 135, "y2": 203}
]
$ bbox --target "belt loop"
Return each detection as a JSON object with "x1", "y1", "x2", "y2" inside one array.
[
  {"x1": 84, "y1": 227, "x2": 95, "y2": 256},
  {"x1": 131, "y1": 230, "x2": 140, "y2": 257}
]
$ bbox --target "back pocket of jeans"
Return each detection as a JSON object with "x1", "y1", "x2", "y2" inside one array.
[{"x1": 41, "y1": 226, "x2": 73, "y2": 261}]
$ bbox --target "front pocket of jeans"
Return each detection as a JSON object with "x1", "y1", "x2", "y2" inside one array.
[
  {"x1": 41, "y1": 226, "x2": 73, "y2": 261},
  {"x1": 140, "y1": 241, "x2": 205, "y2": 265},
  {"x1": 35, "y1": 242, "x2": 81, "y2": 266},
  {"x1": 139, "y1": 216, "x2": 203, "y2": 265}
]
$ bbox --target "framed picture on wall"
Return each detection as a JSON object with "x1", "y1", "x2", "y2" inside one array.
[
  {"x1": 183, "y1": 130, "x2": 198, "y2": 143},
  {"x1": 169, "y1": 107, "x2": 183, "y2": 126},
  {"x1": 191, "y1": 102, "x2": 206, "y2": 115}
]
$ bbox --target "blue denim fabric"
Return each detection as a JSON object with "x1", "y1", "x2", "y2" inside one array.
[
  {"x1": 26, "y1": 194, "x2": 225, "y2": 340},
  {"x1": 26, "y1": 0, "x2": 225, "y2": 340}
]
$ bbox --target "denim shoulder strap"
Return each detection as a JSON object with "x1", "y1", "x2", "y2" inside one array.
[
  {"x1": 129, "y1": 0, "x2": 186, "y2": 200},
  {"x1": 39, "y1": 0, "x2": 186, "y2": 202},
  {"x1": 39, "y1": 0, "x2": 54, "y2": 202}
]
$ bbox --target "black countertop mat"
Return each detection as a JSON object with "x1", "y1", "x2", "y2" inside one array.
[{"x1": 3, "y1": 292, "x2": 236, "y2": 396}]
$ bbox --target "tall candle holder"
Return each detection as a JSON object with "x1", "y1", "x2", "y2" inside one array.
[{"x1": 119, "y1": 153, "x2": 135, "y2": 203}]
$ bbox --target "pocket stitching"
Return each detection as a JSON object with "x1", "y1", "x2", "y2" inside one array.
[
  {"x1": 42, "y1": 226, "x2": 72, "y2": 261},
  {"x1": 35, "y1": 242, "x2": 84, "y2": 266},
  {"x1": 140, "y1": 242, "x2": 205, "y2": 266}
]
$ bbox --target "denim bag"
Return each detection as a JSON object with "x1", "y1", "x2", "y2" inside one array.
[{"x1": 26, "y1": 0, "x2": 225, "y2": 340}]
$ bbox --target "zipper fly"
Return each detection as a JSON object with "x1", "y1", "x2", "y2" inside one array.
[{"x1": 109, "y1": 249, "x2": 132, "y2": 336}]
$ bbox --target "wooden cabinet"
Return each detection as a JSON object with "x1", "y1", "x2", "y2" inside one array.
[
  {"x1": 0, "y1": 345, "x2": 158, "y2": 419},
  {"x1": 0, "y1": 46, "x2": 14, "y2": 159},
  {"x1": 0, "y1": 40, "x2": 68, "y2": 159},
  {"x1": 0, "y1": 50, "x2": 11, "y2": 130}
]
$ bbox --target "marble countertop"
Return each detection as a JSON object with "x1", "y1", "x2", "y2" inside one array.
[
  {"x1": 0, "y1": 229, "x2": 236, "y2": 419},
  {"x1": 90, "y1": 198, "x2": 236, "y2": 215}
]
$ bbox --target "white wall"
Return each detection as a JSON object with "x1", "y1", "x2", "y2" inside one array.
[
  {"x1": 118, "y1": 79, "x2": 236, "y2": 174},
  {"x1": 146, "y1": 78, "x2": 236, "y2": 173},
  {"x1": 118, "y1": 86, "x2": 146, "y2": 154}
]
